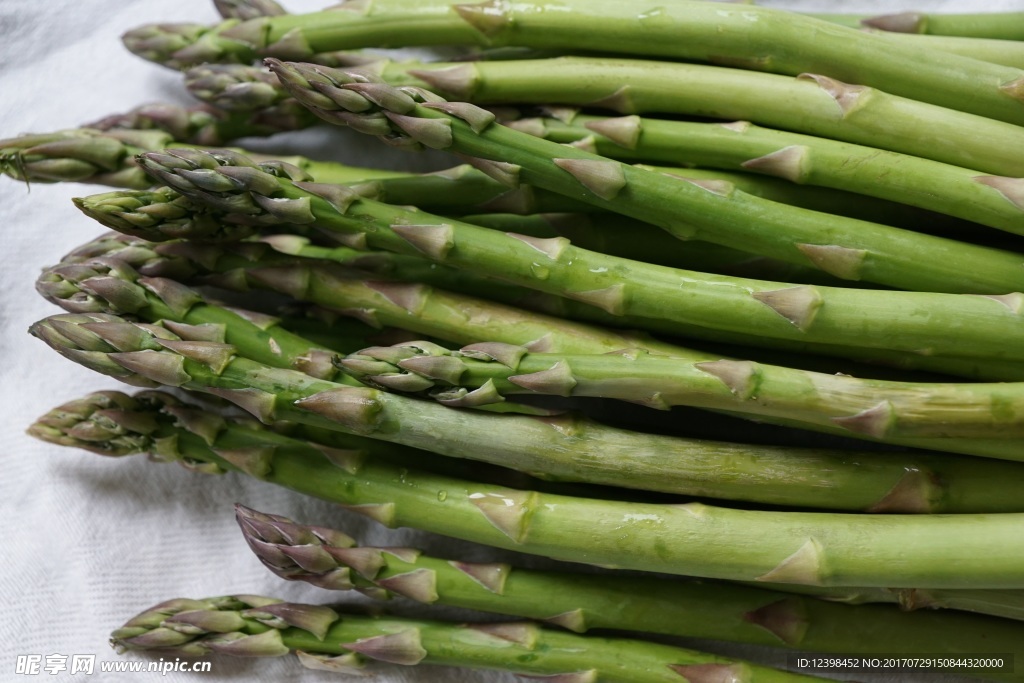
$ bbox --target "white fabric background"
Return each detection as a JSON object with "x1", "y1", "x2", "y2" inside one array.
[{"x1": 0, "y1": 1, "x2": 1013, "y2": 681}]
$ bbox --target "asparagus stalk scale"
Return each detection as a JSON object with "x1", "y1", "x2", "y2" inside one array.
[
  {"x1": 39, "y1": 309, "x2": 1024, "y2": 510},
  {"x1": 122, "y1": 0, "x2": 1024, "y2": 126},
  {"x1": 238, "y1": 504, "x2": 1024, "y2": 678},
  {"x1": 24, "y1": 365, "x2": 1024, "y2": 589},
  {"x1": 134, "y1": 146, "x2": 1024, "y2": 364},
  {"x1": 112, "y1": 594, "x2": 825, "y2": 682}
]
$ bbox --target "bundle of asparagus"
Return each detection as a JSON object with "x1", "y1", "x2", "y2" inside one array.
[{"x1": 6, "y1": 0, "x2": 1024, "y2": 681}]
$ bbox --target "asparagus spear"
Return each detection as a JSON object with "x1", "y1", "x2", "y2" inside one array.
[
  {"x1": 134, "y1": 146, "x2": 1024, "y2": 361},
  {"x1": 238, "y1": 504, "x2": 1024, "y2": 675},
  {"x1": 123, "y1": 0, "x2": 1024, "y2": 124},
  {"x1": 509, "y1": 113, "x2": 1024, "y2": 236},
  {"x1": 340, "y1": 339, "x2": 1024, "y2": 445},
  {"x1": 25, "y1": 339, "x2": 1024, "y2": 589},
  {"x1": 0, "y1": 128, "x2": 409, "y2": 189},
  {"x1": 84, "y1": 100, "x2": 316, "y2": 145},
  {"x1": 265, "y1": 66, "x2": 1024, "y2": 294},
  {"x1": 34, "y1": 233, "x2": 361, "y2": 386},
  {"x1": 0, "y1": 129, "x2": 179, "y2": 189},
  {"x1": 112, "y1": 594, "x2": 827, "y2": 682},
  {"x1": 42, "y1": 308, "x2": 1023, "y2": 508}
]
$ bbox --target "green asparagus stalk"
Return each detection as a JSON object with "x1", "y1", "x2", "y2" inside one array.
[
  {"x1": 774, "y1": 584, "x2": 1024, "y2": 623},
  {"x1": 0, "y1": 128, "x2": 409, "y2": 189},
  {"x1": 112, "y1": 594, "x2": 826, "y2": 682},
  {"x1": 135, "y1": 146, "x2": 1024, "y2": 362},
  {"x1": 83, "y1": 100, "x2": 316, "y2": 145},
  {"x1": 256, "y1": 231, "x2": 838, "y2": 297},
  {"x1": 238, "y1": 504, "x2": 1024, "y2": 675},
  {"x1": 509, "y1": 113, "x2": 1024, "y2": 236},
  {"x1": 42, "y1": 308, "x2": 1024, "y2": 509},
  {"x1": 123, "y1": 0, "x2": 1024, "y2": 125},
  {"x1": 34, "y1": 388, "x2": 1024, "y2": 621},
  {"x1": 266, "y1": 66, "x2": 1024, "y2": 294},
  {"x1": 341, "y1": 339, "x2": 1024, "y2": 454},
  {"x1": 26, "y1": 341, "x2": 1024, "y2": 589},
  {"x1": 858, "y1": 32, "x2": 1024, "y2": 69}
]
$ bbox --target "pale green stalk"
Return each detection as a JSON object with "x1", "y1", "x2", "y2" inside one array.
[
  {"x1": 341, "y1": 339, "x2": 1024, "y2": 457},
  {"x1": 112, "y1": 593, "x2": 824, "y2": 682}
]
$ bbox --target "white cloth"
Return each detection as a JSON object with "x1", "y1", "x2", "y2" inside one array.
[{"x1": 0, "y1": 1, "x2": 1008, "y2": 681}]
